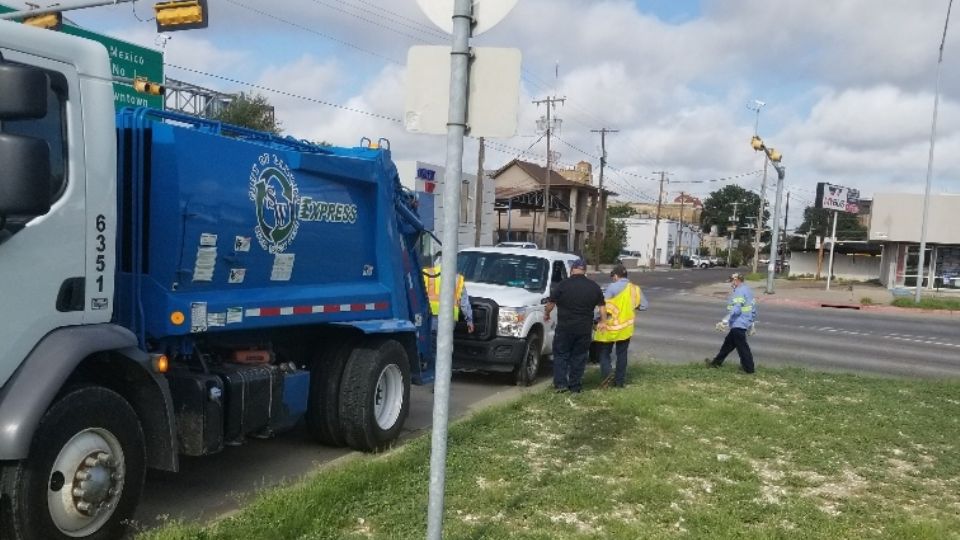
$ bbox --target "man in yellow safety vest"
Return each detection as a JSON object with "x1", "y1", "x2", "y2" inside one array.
[
  {"x1": 422, "y1": 252, "x2": 474, "y2": 334},
  {"x1": 594, "y1": 264, "x2": 647, "y2": 388}
]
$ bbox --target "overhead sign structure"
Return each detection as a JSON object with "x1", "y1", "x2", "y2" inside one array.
[
  {"x1": 405, "y1": 45, "x2": 521, "y2": 138},
  {"x1": 815, "y1": 182, "x2": 860, "y2": 214},
  {"x1": 417, "y1": 0, "x2": 519, "y2": 36},
  {"x1": 0, "y1": 3, "x2": 164, "y2": 110}
]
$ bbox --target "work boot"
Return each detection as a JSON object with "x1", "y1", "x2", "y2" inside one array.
[
  {"x1": 704, "y1": 358, "x2": 720, "y2": 368},
  {"x1": 599, "y1": 374, "x2": 614, "y2": 389}
]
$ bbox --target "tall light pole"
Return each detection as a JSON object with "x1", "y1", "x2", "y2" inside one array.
[
  {"x1": 747, "y1": 100, "x2": 768, "y2": 274},
  {"x1": 915, "y1": 0, "x2": 954, "y2": 303},
  {"x1": 751, "y1": 136, "x2": 785, "y2": 294}
]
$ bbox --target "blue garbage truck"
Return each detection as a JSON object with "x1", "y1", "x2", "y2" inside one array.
[{"x1": 0, "y1": 20, "x2": 434, "y2": 540}]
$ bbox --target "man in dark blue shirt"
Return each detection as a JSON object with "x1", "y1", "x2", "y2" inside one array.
[{"x1": 545, "y1": 258, "x2": 606, "y2": 393}]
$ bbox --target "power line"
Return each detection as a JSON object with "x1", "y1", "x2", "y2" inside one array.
[{"x1": 164, "y1": 63, "x2": 403, "y2": 123}]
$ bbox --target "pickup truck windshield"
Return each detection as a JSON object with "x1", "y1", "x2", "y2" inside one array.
[{"x1": 458, "y1": 252, "x2": 549, "y2": 292}]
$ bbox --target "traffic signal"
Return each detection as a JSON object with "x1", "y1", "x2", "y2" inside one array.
[
  {"x1": 766, "y1": 148, "x2": 782, "y2": 163},
  {"x1": 750, "y1": 135, "x2": 763, "y2": 151},
  {"x1": 22, "y1": 12, "x2": 62, "y2": 30},
  {"x1": 133, "y1": 77, "x2": 165, "y2": 96},
  {"x1": 154, "y1": 0, "x2": 208, "y2": 32}
]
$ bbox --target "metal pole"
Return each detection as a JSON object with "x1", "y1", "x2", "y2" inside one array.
[
  {"x1": 675, "y1": 193, "x2": 685, "y2": 261},
  {"x1": 764, "y1": 164, "x2": 786, "y2": 293},
  {"x1": 650, "y1": 171, "x2": 666, "y2": 269},
  {"x1": 474, "y1": 138, "x2": 485, "y2": 247},
  {"x1": 426, "y1": 0, "x2": 472, "y2": 537},
  {"x1": 915, "y1": 0, "x2": 953, "y2": 302},
  {"x1": 752, "y1": 159, "x2": 769, "y2": 274},
  {"x1": 0, "y1": 0, "x2": 134, "y2": 19},
  {"x1": 543, "y1": 103, "x2": 553, "y2": 249},
  {"x1": 826, "y1": 211, "x2": 839, "y2": 291},
  {"x1": 591, "y1": 128, "x2": 617, "y2": 269}
]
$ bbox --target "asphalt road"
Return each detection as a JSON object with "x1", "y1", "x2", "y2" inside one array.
[{"x1": 135, "y1": 266, "x2": 958, "y2": 532}]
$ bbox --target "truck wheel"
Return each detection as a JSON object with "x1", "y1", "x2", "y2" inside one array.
[
  {"x1": 514, "y1": 332, "x2": 543, "y2": 387},
  {"x1": 338, "y1": 340, "x2": 410, "y2": 452},
  {"x1": 0, "y1": 387, "x2": 145, "y2": 540},
  {"x1": 306, "y1": 339, "x2": 353, "y2": 447}
]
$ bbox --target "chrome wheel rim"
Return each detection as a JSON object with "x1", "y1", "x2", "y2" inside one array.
[{"x1": 374, "y1": 364, "x2": 404, "y2": 430}]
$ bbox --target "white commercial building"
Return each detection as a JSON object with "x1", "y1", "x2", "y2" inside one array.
[
  {"x1": 395, "y1": 161, "x2": 496, "y2": 260},
  {"x1": 619, "y1": 218, "x2": 702, "y2": 266},
  {"x1": 869, "y1": 193, "x2": 960, "y2": 289}
]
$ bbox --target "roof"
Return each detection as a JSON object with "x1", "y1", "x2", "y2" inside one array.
[
  {"x1": 494, "y1": 186, "x2": 571, "y2": 212},
  {"x1": 491, "y1": 159, "x2": 616, "y2": 195}
]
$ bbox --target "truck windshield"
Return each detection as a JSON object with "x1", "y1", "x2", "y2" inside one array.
[{"x1": 458, "y1": 252, "x2": 549, "y2": 292}]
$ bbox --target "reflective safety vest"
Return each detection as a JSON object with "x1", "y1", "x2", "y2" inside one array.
[
  {"x1": 422, "y1": 265, "x2": 465, "y2": 319},
  {"x1": 594, "y1": 283, "x2": 643, "y2": 343}
]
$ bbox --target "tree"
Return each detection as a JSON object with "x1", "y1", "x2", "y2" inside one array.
[
  {"x1": 213, "y1": 92, "x2": 282, "y2": 134},
  {"x1": 699, "y1": 185, "x2": 767, "y2": 243},
  {"x1": 789, "y1": 206, "x2": 867, "y2": 251},
  {"x1": 606, "y1": 204, "x2": 635, "y2": 219},
  {"x1": 585, "y1": 215, "x2": 627, "y2": 264}
]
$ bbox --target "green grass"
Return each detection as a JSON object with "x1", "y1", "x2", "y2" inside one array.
[
  {"x1": 141, "y1": 365, "x2": 960, "y2": 540},
  {"x1": 743, "y1": 272, "x2": 765, "y2": 281},
  {"x1": 892, "y1": 296, "x2": 960, "y2": 311}
]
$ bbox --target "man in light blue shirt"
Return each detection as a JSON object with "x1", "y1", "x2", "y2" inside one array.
[{"x1": 705, "y1": 273, "x2": 757, "y2": 373}]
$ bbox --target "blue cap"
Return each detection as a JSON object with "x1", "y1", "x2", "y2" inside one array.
[{"x1": 571, "y1": 258, "x2": 586, "y2": 269}]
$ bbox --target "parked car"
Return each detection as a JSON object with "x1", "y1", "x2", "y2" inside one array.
[
  {"x1": 453, "y1": 247, "x2": 578, "y2": 385},
  {"x1": 669, "y1": 254, "x2": 695, "y2": 268},
  {"x1": 708, "y1": 256, "x2": 722, "y2": 267},
  {"x1": 495, "y1": 241, "x2": 538, "y2": 249},
  {"x1": 688, "y1": 255, "x2": 711, "y2": 268}
]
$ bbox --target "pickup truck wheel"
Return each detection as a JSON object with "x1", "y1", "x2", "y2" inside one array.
[
  {"x1": 0, "y1": 387, "x2": 145, "y2": 540},
  {"x1": 338, "y1": 340, "x2": 410, "y2": 452},
  {"x1": 306, "y1": 339, "x2": 353, "y2": 447},
  {"x1": 700, "y1": 263, "x2": 709, "y2": 269},
  {"x1": 514, "y1": 332, "x2": 543, "y2": 387}
]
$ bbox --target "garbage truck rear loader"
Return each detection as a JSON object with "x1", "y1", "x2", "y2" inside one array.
[{"x1": 0, "y1": 20, "x2": 434, "y2": 540}]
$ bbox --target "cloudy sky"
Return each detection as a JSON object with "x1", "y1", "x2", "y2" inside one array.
[{"x1": 8, "y1": 0, "x2": 958, "y2": 225}]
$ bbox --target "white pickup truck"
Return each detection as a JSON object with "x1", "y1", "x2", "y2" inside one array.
[{"x1": 452, "y1": 247, "x2": 580, "y2": 385}]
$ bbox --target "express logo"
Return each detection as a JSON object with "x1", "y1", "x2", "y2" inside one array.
[{"x1": 249, "y1": 154, "x2": 300, "y2": 253}]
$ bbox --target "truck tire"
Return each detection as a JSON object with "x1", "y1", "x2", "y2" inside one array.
[
  {"x1": 0, "y1": 386, "x2": 145, "y2": 540},
  {"x1": 514, "y1": 332, "x2": 543, "y2": 387},
  {"x1": 306, "y1": 339, "x2": 353, "y2": 447},
  {"x1": 338, "y1": 340, "x2": 410, "y2": 452}
]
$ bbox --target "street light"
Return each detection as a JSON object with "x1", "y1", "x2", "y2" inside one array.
[{"x1": 750, "y1": 135, "x2": 786, "y2": 294}]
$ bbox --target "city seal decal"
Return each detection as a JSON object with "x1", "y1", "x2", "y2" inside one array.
[{"x1": 249, "y1": 153, "x2": 300, "y2": 254}]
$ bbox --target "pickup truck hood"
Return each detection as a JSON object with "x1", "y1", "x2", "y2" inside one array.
[{"x1": 464, "y1": 282, "x2": 545, "y2": 310}]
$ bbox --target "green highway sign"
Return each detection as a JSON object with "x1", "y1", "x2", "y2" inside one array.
[{"x1": 0, "y1": 4, "x2": 164, "y2": 110}]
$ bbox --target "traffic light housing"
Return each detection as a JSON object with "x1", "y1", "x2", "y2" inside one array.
[
  {"x1": 766, "y1": 148, "x2": 782, "y2": 163},
  {"x1": 154, "y1": 0, "x2": 208, "y2": 32},
  {"x1": 22, "y1": 12, "x2": 62, "y2": 30},
  {"x1": 750, "y1": 135, "x2": 763, "y2": 151},
  {"x1": 133, "y1": 77, "x2": 165, "y2": 96}
]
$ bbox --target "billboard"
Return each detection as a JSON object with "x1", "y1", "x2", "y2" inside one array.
[{"x1": 815, "y1": 182, "x2": 860, "y2": 214}]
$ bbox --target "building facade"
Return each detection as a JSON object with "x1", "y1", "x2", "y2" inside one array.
[
  {"x1": 619, "y1": 218, "x2": 703, "y2": 266},
  {"x1": 492, "y1": 159, "x2": 611, "y2": 254},
  {"x1": 395, "y1": 160, "x2": 496, "y2": 260},
  {"x1": 869, "y1": 193, "x2": 960, "y2": 289}
]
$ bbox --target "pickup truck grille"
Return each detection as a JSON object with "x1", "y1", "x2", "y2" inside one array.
[{"x1": 455, "y1": 297, "x2": 497, "y2": 341}]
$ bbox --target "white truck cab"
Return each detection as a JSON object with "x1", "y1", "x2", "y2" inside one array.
[{"x1": 452, "y1": 247, "x2": 580, "y2": 385}]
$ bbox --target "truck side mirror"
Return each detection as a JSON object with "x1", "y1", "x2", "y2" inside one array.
[
  {"x1": 0, "y1": 133, "x2": 51, "y2": 216},
  {"x1": 0, "y1": 62, "x2": 49, "y2": 120}
]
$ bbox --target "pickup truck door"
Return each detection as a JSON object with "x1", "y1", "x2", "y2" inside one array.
[{"x1": 542, "y1": 259, "x2": 568, "y2": 354}]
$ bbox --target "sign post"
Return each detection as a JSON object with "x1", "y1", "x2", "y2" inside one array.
[{"x1": 815, "y1": 182, "x2": 860, "y2": 290}]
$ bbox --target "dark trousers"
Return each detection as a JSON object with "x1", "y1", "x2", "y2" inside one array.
[
  {"x1": 597, "y1": 339, "x2": 630, "y2": 387},
  {"x1": 712, "y1": 328, "x2": 755, "y2": 373},
  {"x1": 553, "y1": 331, "x2": 592, "y2": 392}
]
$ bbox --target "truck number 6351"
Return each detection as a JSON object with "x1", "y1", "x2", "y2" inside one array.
[{"x1": 95, "y1": 214, "x2": 107, "y2": 292}]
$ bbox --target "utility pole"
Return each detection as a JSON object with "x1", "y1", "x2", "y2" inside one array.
[
  {"x1": 533, "y1": 95, "x2": 565, "y2": 250},
  {"x1": 747, "y1": 99, "x2": 768, "y2": 274},
  {"x1": 727, "y1": 201, "x2": 741, "y2": 267},
  {"x1": 782, "y1": 191, "x2": 790, "y2": 269},
  {"x1": 591, "y1": 128, "x2": 618, "y2": 269},
  {"x1": 752, "y1": 160, "x2": 769, "y2": 273},
  {"x1": 650, "y1": 171, "x2": 668, "y2": 269},
  {"x1": 474, "y1": 137, "x2": 485, "y2": 247},
  {"x1": 675, "y1": 192, "x2": 686, "y2": 263}
]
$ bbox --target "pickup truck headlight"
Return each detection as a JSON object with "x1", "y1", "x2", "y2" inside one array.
[{"x1": 497, "y1": 307, "x2": 527, "y2": 338}]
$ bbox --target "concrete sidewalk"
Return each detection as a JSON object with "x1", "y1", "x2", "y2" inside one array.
[{"x1": 695, "y1": 277, "x2": 960, "y2": 317}]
